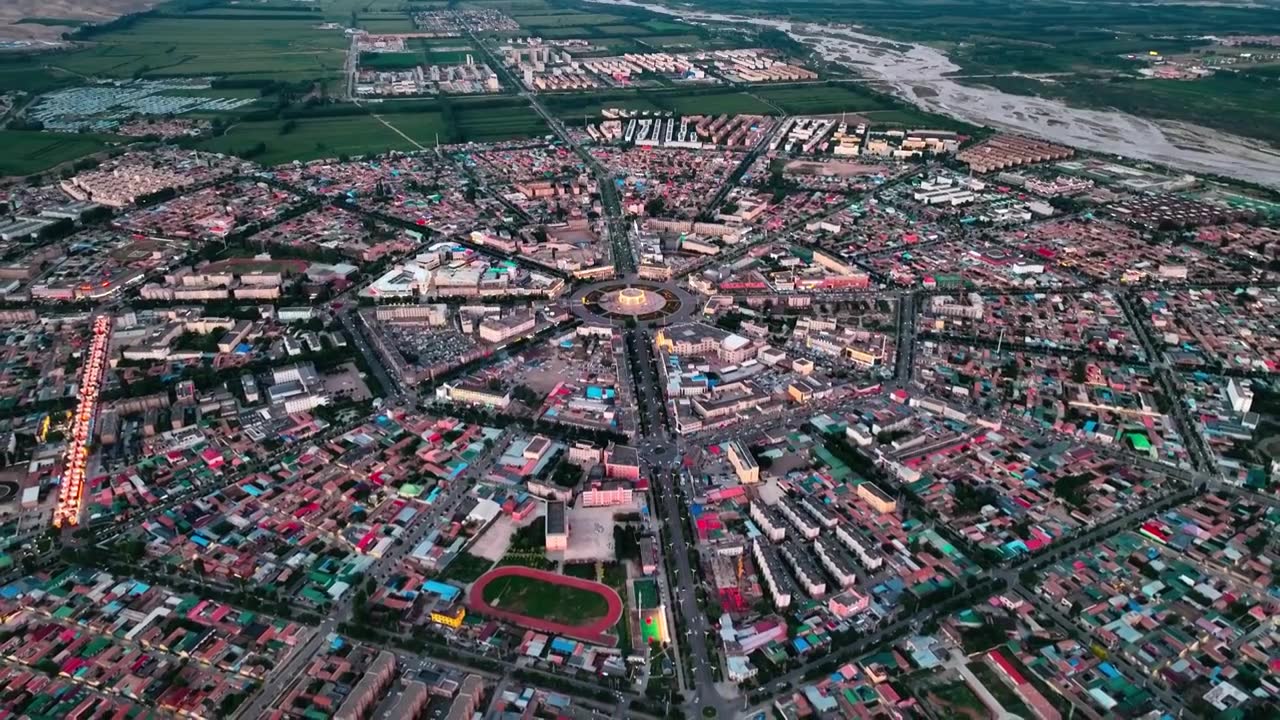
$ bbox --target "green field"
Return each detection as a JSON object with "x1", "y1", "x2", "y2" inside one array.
[
  {"x1": 42, "y1": 15, "x2": 347, "y2": 82},
  {"x1": 513, "y1": 12, "x2": 625, "y2": 27},
  {"x1": 660, "y1": 91, "x2": 773, "y2": 115},
  {"x1": 972, "y1": 73, "x2": 1280, "y2": 146},
  {"x1": 594, "y1": 24, "x2": 651, "y2": 36},
  {"x1": 163, "y1": 87, "x2": 268, "y2": 100},
  {"x1": 752, "y1": 84, "x2": 893, "y2": 114},
  {"x1": 537, "y1": 26, "x2": 593, "y2": 38},
  {"x1": 198, "y1": 113, "x2": 446, "y2": 164},
  {"x1": 548, "y1": 96, "x2": 664, "y2": 119},
  {"x1": 481, "y1": 574, "x2": 611, "y2": 624},
  {"x1": 360, "y1": 52, "x2": 422, "y2": 70},
  {"x1": 455, "y1": 104, "x2": 549, "y2": 142},
  {"x1": 642, "y1": 34, "x2": 706, "y2": 47},
  {"x1": 0, "y1": 131, "x2": 114, "y2": 177},
  {"x1": 860, "y1": 108, "x2": 970, "y2": 130},
  {"x1": 428, "y1": 50, "x2": 476, "y2": 65},
  {"x1": 0, "y1": 59, "x2": 81, "y2": 94},
  {"x1": 356, "y1": 17, "x2": 417, "y2": 33},
  {"x1": 644, "y1": 20, "x2": 690, "y2": 33}
]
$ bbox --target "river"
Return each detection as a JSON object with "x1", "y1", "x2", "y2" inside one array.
[{"x1": 588, "y1": 0, "x2": 1280, "y2": 188}]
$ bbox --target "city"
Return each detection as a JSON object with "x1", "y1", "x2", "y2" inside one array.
[{"x1": 0, "y1": 2, "x2": 1279, "y2": 720}]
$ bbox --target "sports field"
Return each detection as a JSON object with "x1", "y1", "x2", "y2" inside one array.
[
  {"x1": 469, "y1": 566, "x2": 623, "y2": 645},
  {"x1": 481, "y1": 574, "x2": 611, "y2": 623}
]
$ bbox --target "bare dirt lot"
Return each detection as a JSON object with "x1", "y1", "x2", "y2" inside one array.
[{"x1": 0, "y1": 1, "x2": 158, "y2": 42}]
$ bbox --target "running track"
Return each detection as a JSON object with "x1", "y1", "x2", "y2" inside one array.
[{"x1": 468, "y1": 566, "x2": 623, "y2": 646}]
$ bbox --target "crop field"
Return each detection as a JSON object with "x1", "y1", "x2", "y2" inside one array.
[
  {"x1": 356, "y1": 16, "x2": 417, "y2": 33},
  {"x1": 658, "y1": 91, "x2": 773, "y2": 115},
  {"x1": 0, "y1": 59, "x2": 81, "y2": 94},
  {"x1": 198, "y1": 114, "x2": 446, "y2": 165},
  {"x1": 427, "y1": 49, "x2": 476, "y2": 64},
  {"x1": 0, "y1": 131, "x2": 113, "y2": 177},
  {"x1": 359, "y1": 52, "x2": 420, "y2": 70},
  {"x1": 642, "y1": 34, "x2": 705, "y2": 47},
  {"x1": 752, "y1": 84, "x2": 893, "y2": 114},
  {"x1": 455, "y1": 104, "x2": 549, "y2": 142},
  {"x1": 511, "y1": 12, "x2": 625, "y2": 28},
  {"x1": 861, "y1": 108, "x2": 969, "y2": 129},
  {"x1": 44, "y1": 16, "x2": 347, "y2": 82},
  {"x1": 547, "y1": 96, "x2": 664, "y2": 120}
]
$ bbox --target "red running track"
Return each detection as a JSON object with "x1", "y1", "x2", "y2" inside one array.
[{"x1": 468, "y1": 566, "x2": 623, "y2": 646}]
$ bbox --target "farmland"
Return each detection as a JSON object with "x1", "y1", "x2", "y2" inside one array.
[
  {"x1": 0, "y1": 131, "x2": 115, "y2": 177},
  {"x1": 193, "y1": 94, "x2": 548, "y2": 163},
  {"x1": 34, "y1": 15, "x2": 347, "y2": 84},
  {"x1": 197, "y1": 114, "x2": 447, "y2": 165},
  {"x1": 455, "y1": 103, "x2": 549, "y2": 142},
  {"x1": 0, "y1": 58, "x2": 81, "y2": 94},
  {"x1": 751, "y1": 84, "x2": 893, "y2": 114}
]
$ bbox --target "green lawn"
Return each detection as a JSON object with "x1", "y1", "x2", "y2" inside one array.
[
  {"x1": 0, "y1": 131, "x2": 114, "y2": 177},
  {"x1": 199, "y1": 114, "x2": 446, "y2": 164},
  {"x1": 481, "y1": 574, "x2": 611, "y2": 624}
]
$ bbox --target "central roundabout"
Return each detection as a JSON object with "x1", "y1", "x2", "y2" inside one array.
[{"x1": 573, "y1": 279, "x2": 692, "y2": 323}]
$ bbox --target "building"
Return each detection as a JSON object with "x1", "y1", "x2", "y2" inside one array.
[
  {"x1": 752, "y1": 538, "x2": 797, "y2": 610},
  {"x1": 444, "y1": 674, "x2": 485, "y2": 720},
  {"x1": 604, "y1": 444, "x2": 641, "y2": 480},
  {"x1": 827, "y1": 588, "x2": 871, "y2": 619},
  {"x1": 776, "y1": 496, "x2": 819, "y2": 541},
  {"x1": 334, "y1": 651, "x2": 397, "y2": 720},
  {"x1": 478, "y1": 311, "x2": 536, "y2": 343},
  {"x1": 431, "y1": 604, "x2": 467, "y2": 629},
  {"x1": 436, "y1": 381, "x2": 512, "y2": 409},
  {"x1": 1228, "y1": 378, "x2": 1254, "y2": 414},
  {"x1": 580, "y1": 481, "x2": 634, "y2": 507},
  {"x1": 787, "y1": 377, "x2": 833, "y2": 404},
  {"x1": 857, "y1": 481, "x2": 897, "y2": 514},
  {"x1": 386, "y1": 681, "x2": 430, "y2": 720},
  {"x1": 545, "y1": 501, "x2": 567, "y2": 551},
  {"x1": 640, "y1": 537, "x2": 659, "y2": 575},
  {"x1": 726, "y1": 440, "x2": 760, "y2": 484},
  {"x1": 654, "y1": 322, "x2": 757, "y2": 364},
  {"x1": 749, "y1": 502, "x2": 786, "y2": 542}
]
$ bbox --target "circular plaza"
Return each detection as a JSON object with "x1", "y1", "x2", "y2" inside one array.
[{"x1": 573, "y1": 280, "x2": 691, "y2": 323}]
